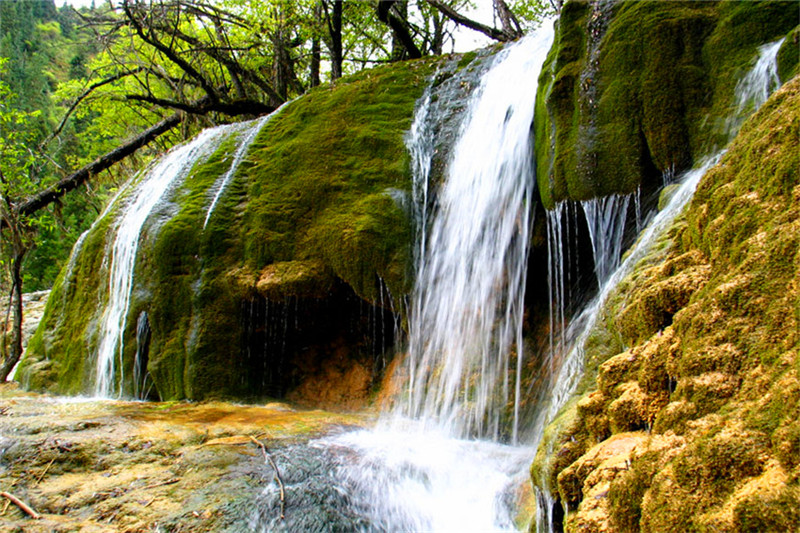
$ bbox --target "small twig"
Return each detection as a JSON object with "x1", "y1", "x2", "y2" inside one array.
[
  {"x1": 141, "y1": 478, "x2": 179, "y2": 490},
  {"x1": 249, "y1": 436, "x2": 285, "y2": 521},
  {"x1": 1, "y1": 498, "x2": 10, "y2": 515},
  {"x1": 35, "y1": 456, "x2": 57, "y2": 485},
  {"x1": 0, "y1": 491, "x2": 41, "y2": 519}
]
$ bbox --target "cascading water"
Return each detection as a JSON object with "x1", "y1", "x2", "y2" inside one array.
[
  {"x1": 94, "y1": 118, "x2": 267, "y2": 397},
  {"x1": 580, "y1": 193, "x2": 631, "y2": 286},
  {"x1": 253, "y1": 23, "x2": 555, "y2": 532},
  {"x1": 530, "y1": 34, "x2": 788, "y2": 533},
  {"x1": 401, "y1": 23, "x2": 554, "y2": 441},
  {"x1": 735, "y1": 37, "x2": 785, "y2": 113},
  {"x1": 726, "y1": 37, "x2": 786, "y2": 135}
]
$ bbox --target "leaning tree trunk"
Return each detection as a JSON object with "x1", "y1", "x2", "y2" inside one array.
[{"x1": 0, "y1": 248, "x2": 26, "y2": 382}]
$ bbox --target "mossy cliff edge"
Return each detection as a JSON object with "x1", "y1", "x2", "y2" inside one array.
[
  {"x1": 18, "y1": 58, "x2": 445, "y2": 401},
  {"x1": 535, "y1": 0, "x2": 798, "y2": 208},
  {"x1": 531, "y1": 75, "x2": 799, "y2": 532}
]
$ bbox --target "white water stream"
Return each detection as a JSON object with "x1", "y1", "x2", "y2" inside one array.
[
  {"x1": 203, "y1": 113, "x2": 274, "y2": 228},
  {"x1": 400, "y1": 22, "x2": 554, "y2": 442},
  {"x1": 94, "y1": 120, "x2": 261, "y2": 397},
  {"x1": 274, "y1": 22, "x2": 556, "y2": 533}
]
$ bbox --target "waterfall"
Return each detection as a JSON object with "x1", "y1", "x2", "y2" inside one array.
[
  {"x1": 251, "y1": 23, "x2": 557, "y2": 533},
  {"x1": 735, "y1": 37, "x2": 785, "y2": 113},
  {"x1": 726, "y1": 37, "x2": 786, "y2": 136},
  {"x1": 400, "y1": 23, "x2": 554, "y2": 441},
  {"x1": 94, "y1": 124, "x2": 235, "y2": 397}
]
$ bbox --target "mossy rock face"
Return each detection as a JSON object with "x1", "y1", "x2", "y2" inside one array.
[
  {"x1": 535, "y1": 0, "x2": 798, "y2": 208},
  {"x1": 19, "y1": 56, "x2": 449, "y2": 401},
  {"x1": 530, "y1": 77, "x2": 800, "y2": 531},
  {"x1": 776, "y1": 25, "x2": 799, "y2": 83}
]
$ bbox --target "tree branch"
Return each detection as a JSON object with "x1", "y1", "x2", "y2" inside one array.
[
  {"x1": 14, "y1": 112, "x2": 184, "y2": 220},
  {"x1": 377, "y1": 1, "x2": 423, "y2": 59},
  {"x1": 426, "y1": 0, "x2": 517, "y2": 42},
  {"x1": 42, "y1": 68, "x2": 146, "y2": 150},
  {"x1": 122, "y1": 0, "x2": 222, "y2": 104}
]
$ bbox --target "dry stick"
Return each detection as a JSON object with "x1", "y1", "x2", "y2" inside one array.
[
  {"x1": 141, "y1": 478, "x2": 179, "y2": 491},
  {"x1": 1, "y1": 498, "x2": 10, "y2": 515},
  {"x1": 248, "y1": 436, "x2": 285, "y2": 521},
  {"x1": 35, "y1": 456, "x2": 57, "y2": 485},
  {"x1": 0, "y1": 491, "x2": 41, "y2": 519}
]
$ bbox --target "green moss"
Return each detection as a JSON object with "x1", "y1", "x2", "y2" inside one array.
[
  {"x1": 239, "y1": 59, "x2": 436, "y2": 302},
  {"x1": 777, "y1": 26, "x2": 799, "y2": 83},
  {"x1": 535, "y1": 0, "x2": 798, "y2": 207},
  {"x1": 457, "y1": 51, "x2": 478, "y2": 70},
  {"x1": 733, "y1": 485, "x2": 800, "y2": 533},
  {"x1": 607, "y1": 448, "x2": 661, "y2": 533},
  {"x1": 531, "y1": 76, "x2": 800, "y2": 532}
]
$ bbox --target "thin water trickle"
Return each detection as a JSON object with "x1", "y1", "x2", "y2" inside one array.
[
  {"x1": 735, "y1": 38, "x2": 785, "y2": 113},
  {"x1": 94, "y1": 124, "x2": 236, "y2": 397},
  {"x1": 726, "y1": 37, "x2": 786, "y2": 136},
  {"x1": 203, "y1": 114, "x2": 273, "y2": 228},
  {"x1": 581, "y1": 193, "x2": 631, "y2": 286}
]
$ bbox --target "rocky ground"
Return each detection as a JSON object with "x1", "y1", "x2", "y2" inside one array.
[{"x1": 0, "y1": 384, "x2": 367, "y2": 532}]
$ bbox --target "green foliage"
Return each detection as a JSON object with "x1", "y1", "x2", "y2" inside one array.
[{"x1": 0, "y1": 1, "x2": 132, "y2": 291}]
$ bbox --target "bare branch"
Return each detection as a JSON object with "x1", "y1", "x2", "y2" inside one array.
[
  {"x1": 426, "y1": 0, "x2": 518, "y2": 42},
  {"x1": 15, "y1": 112, "x2": 184, "y2": 220}
]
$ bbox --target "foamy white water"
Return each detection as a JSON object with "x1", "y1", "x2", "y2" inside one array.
[
  {"x1": 400, "y1": 23, "x2": 554, "y2": 441},
  {"x1": 317, "y1": 426, "x2": 531, "y2": 532}
]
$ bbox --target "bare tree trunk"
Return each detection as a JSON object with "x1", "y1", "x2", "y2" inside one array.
[
  {"x1": 426, "y1": 0, "x2": 518, "y2": 42},
  {"x1": 390, "y1": 0, "x2": 409, "y2": 61},
  {"x1": 14, "y1": 112, "x2": 183, "y2": 221},
  {"x1": 310, "y1": 4, "x2": 322, "y2": 88},
  {"x1": 0, "y1": 248, "x2": 26, "y2": 382},
  {"x1": 323, "y1": 0, "x2": 344, "y2": 81},
  {"x1": 493, "y1": 0, "x2": 522, "y2": 38},
  {"x1": 431, "y1": 9, "x2": 444, "y2": 55}
]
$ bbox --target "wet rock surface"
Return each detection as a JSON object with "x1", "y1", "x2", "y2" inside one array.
[{"x1": 0, "y1": 384, "x2": 366, "y2": 532}]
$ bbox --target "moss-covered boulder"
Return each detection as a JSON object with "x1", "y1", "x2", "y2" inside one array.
[
  {"x1": 535, "y1": 0, "x2": 798, "y2": 208},
  {"x1": 18, "y1": 58, "x2": 451, "y2": 402},
  {"x1": 531, "y1": 74, "x2": 800, "y2": 531}
]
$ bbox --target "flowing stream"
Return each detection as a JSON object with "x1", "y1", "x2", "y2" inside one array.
[{"x1": 94, "y1": 119, "x2": 266, "y2": 397}]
